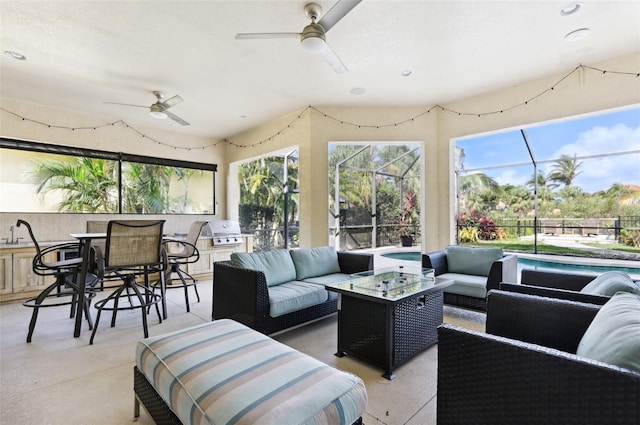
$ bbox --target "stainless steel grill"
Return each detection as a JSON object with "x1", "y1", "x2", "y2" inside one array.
[{"x1": 206, "y1": 220, "x2": 244, "y2": 246}]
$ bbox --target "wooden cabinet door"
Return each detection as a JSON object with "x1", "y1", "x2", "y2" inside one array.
[
  {"x1": 0, "y1": 254, "x2": 12, "y2": 294},
  {"x1": 12, "y1": 251, "x2": 50, "y2": 293}
]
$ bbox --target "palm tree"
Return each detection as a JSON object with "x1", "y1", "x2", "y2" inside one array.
[
  {"x1": 28, "y1": 157, "x2": 118, "y2": 212},
  {"x1": 548, "y1": 154, "x2": 583, "y2": 187},
  {"x1": 458, "y1": 172, "x2": 500, "y2": 212}
]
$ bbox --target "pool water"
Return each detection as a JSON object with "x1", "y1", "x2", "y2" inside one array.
[{"x1": 380, "y1": 251, "x2": 640, "y2": 276}]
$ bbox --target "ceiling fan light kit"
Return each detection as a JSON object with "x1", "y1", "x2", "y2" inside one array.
[{"x1": 150, "y1": 104, "x2": 168, "y2": 119}]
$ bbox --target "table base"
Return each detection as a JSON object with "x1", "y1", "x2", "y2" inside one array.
[{"x1": 335, "y1": 288, "x2": 444, "y2": 380}]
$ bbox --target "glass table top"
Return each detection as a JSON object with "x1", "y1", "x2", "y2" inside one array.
[{"x1": 327, "y1": 266, "x2": 436, "y2": 301}]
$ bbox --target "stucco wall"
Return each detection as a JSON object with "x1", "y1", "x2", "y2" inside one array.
[
  {"x1": 223, "y1": 51, "x2": 640, "y2": 251},
  {"x1": 0, "y1": 98, "x2": 225, "y2": 241}
]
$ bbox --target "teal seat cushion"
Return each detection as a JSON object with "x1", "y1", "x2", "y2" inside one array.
[
  {"x1": 446, "y1": 246, "x2": 503, "y2": 277},
  {"x1": 576, "y1": 292, "x2": 640, "y2": 372},
  {"x1": 438, "y1": 272, "x2": 488, "y2": 299},
  {"x1": 302, "y1": 273, "x2": 352, "y2": 301},
  {"x1": 579, "y1": 271, "x2": 640, "y2": 296},
  {"x1": 231, "y1": 250, "x2": 296, "y2": 287},
  {"x1": 268, "y1": 281, "x2": 329, "y2": 318},
  {"x1": 290, "y1": 246, "x2": 341, "y2": 280}
]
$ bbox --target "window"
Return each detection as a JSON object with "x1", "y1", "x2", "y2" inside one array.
[
  {"x1": 454, "y1": 106, "x2": 640, "y2": 253},
  {"x1": 0, "y1": 138, "x2": 216, "y2": 214}
]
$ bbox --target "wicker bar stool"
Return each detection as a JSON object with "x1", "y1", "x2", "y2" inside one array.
[
  {"x1": 159, "y1": 221, "x2": 207, "y2": 312},
  {"x1": 89, "y1": 220, "x2": 166, "y2": 344},
  {"x1": 17, "y1": 220, "x2": 97, "y2": 342}
]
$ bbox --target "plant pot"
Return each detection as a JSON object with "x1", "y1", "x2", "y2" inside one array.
[{"x1": 400, "y1": 235, "x2": 413, "y2": 247}]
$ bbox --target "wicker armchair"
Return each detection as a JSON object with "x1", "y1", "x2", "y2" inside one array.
[
  {"x1": 500, "y1": 269, "x2": 639, "y2": 305},
  {"x1": 437, "y1": 290, "x2": 640, "y2": 425},
  {"x1": 422, "y1": 249, "x2": 517, "y2": 311},
  {"x1": 212, "y1": 250, "x2": 373, "y2": 335}
]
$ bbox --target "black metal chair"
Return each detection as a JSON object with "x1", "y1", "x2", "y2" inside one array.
[
  {"x1": 159, "y1": 221, "x2": 207, "y2": 312},
  {"x1": 90, "y1": 220, "x2": 166, "y2": 344},
  {"x1": 17, "y1": 219, "x2": 97, "y2": 342}
]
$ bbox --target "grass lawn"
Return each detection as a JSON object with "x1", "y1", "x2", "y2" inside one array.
[{"x1": 469, "y1": 240, "x2": 603, "y2": 257}]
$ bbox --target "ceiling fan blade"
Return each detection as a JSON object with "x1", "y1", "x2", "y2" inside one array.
[
  {"x1": 104, "y1": 102, "x2": 148, "y2": 108},
  {"x1": 320, "y1": 43, "x2": 348, "y2": 73},
  {"x1": 161, "y1": 95, "x2": 183, "y2": 109},
  {"x1": 318, "y1": 0, "x2": 362, "y2": 33},
  {"x1": 165, "y1": 110, "x2": 190, "y2": 126},
  {"x1": 235, "y1": 32, "x2": 300, "y2": 40}
]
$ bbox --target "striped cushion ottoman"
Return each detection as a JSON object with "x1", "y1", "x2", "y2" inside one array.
[{"x1": 134, "y1": 319, "x2": 367, "y2": 425}]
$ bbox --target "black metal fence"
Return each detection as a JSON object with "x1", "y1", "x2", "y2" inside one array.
[
  {"x1": 247, "y1": 216, "x2": 640, "y2": 252},
  {"x1": 457, "y1": 216, "x2": 640, "y2": 241}
]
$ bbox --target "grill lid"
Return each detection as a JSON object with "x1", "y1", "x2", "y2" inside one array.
[{"x1": 206, "y1": 220, "x2": 241, "y2": 236}]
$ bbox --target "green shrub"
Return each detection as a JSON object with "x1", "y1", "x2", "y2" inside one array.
[
  {"x1": 459, "y1": 226, "x2": 479, "y2": 243},
  {"x1": 619, "y1": 229, "x2": 640, "y2": 248}
]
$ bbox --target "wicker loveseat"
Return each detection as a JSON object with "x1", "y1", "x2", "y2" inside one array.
[
  {"x1": 437, "y1": 290, "x2": 640, "y2": 425},
  {"x1": 501, "y1": 269, "x2": 640, "y2": 305},
  {"x1": 212, "y1": 246, "x2": 373, "y2": 335},
  {"x1": 421, "y1": 246, "x2": 517, "y2": 311}
]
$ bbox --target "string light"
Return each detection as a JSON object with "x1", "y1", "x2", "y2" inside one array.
[{"x1": 1, "y1": 64, "x2": 638, "y2": 150}]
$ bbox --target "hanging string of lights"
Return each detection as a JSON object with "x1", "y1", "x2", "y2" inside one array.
[{"x1": 2, "y1": 64, "x2": 638, "y2": 150}]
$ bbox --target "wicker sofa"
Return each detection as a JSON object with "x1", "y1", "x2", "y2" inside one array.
[
  {"x1": 501, "y1": 269, "x2": 640, "y2": 305},
  {"x1": 212, "y1": 247, "x2": 373, "y2": 335},
  {"x1": 437, "y1": 290, "x2": 640, "y2": 425},
  {"x1": 421, "y1": 246, "x2": 517, "y2": 311}
]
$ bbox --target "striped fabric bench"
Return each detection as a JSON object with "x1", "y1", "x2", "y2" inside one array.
[{"x1": 134, "y1": 319, "x2": 367, "y2": 425}]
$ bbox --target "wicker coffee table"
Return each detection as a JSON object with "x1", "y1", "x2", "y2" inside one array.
[{"x1": 327, "y1": 266, "x2": 452, "y2": 380}]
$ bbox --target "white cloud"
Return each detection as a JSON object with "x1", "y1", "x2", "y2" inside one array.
[
  {"x1": 551, "y1": 124, "x2": 640, "y2": 193},
  {"x1": 493, "y1": 168, "x2": 529, "y2": 187}
]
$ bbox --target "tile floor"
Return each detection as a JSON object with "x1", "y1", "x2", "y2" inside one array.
[{"x1": 0, "y1": 269, "x2": 485, "y2": 425}]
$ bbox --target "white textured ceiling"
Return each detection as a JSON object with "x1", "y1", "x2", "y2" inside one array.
[{"x1": 1, "y1": 1, "x2": 639, "y2": 140}]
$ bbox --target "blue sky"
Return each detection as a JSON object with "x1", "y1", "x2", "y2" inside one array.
[{"x1": 456, "y1": 106, "x2": 640, "y2": 193}]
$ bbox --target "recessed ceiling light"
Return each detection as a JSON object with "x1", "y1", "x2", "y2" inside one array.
[
  {"x1": 239, "y1": 114, "x2": 248, "y2": 119},
  {"x1": 401, "y1": 69, "x2": 412, "y2": 77},
  {"x1": 559, "y1": 2, "x2": 582, "y2": 16},
  {"x1": 4, "y1": 50, "x2": 26, "y2": 61},
  {"x1": 350, "y1": 87, "x2": 366, "y2": 95},
  {"x1": 564, "y1": 28, "x2": 590, "y2": 41}
]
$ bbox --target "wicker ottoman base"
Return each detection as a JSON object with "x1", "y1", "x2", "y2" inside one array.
[{"x1": 134, "y1": 365, "x2": 181, "y2": 425}]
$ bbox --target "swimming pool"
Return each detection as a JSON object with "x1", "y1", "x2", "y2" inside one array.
[{"x1": 380, "y1": 251, "x2": 640, "y2": 276}]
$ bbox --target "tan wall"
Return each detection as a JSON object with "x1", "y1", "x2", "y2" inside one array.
[
  {"x1": 2, "y1": 52, "x2": 639, "y2": 249},
  {"x1": 221, "y1": 51, "x2": 640, "y2": 251},
  {"x1": 0, "y1": 98, "x2": 225, "y2": 240}
]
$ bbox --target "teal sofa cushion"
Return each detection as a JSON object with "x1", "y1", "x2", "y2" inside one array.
[
  {"x1": 579, "y1": 271, "x2": 640, "y2": 296},
  {"x1": 268, "y1": 281, "x2": 329, "y2": 318},
  {"x1": 302, "y1": 273, "x2": 352, "y2": 301},
  {"x1": 290, "y1": 246, "x2": 341, "y2": 280},
  {"x1": 446, "y1": 246, "x2": 503, "y2": 277},
  {"x1": 438, "y1": 272, "x2": 489, "y2": 298},
  {"x1": 576, "y1": 291, "x2": 640, "y2": 372},
  {"x1": 231, "y1": 250, "x2": 296, "y2": 287}
]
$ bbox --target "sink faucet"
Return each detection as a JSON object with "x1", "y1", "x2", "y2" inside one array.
[{"x1": 3, "y1": 225, "x2": 22, "y2": 244}]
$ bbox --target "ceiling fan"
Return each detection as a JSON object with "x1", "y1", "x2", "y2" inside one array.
[
  {"x1": 105, "y1": 91, "x2": 190, "y2": 126},
  {"x1": 235, "y1": 0, "x2": 362, "y2": 74}
]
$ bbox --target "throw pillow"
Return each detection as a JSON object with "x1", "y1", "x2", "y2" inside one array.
[
  {"x1": 576, "y1": 291, "x2": 640, "y2": 372},
  {"x1": 290, "y1": 246, "x2": 341, "y2": 280},
  {"x1": 579, "y1": 271, "x2": 640, "y2": 296},
  {"x1": 231, "y1": 250, "x2": 297, "y2": 286}
]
